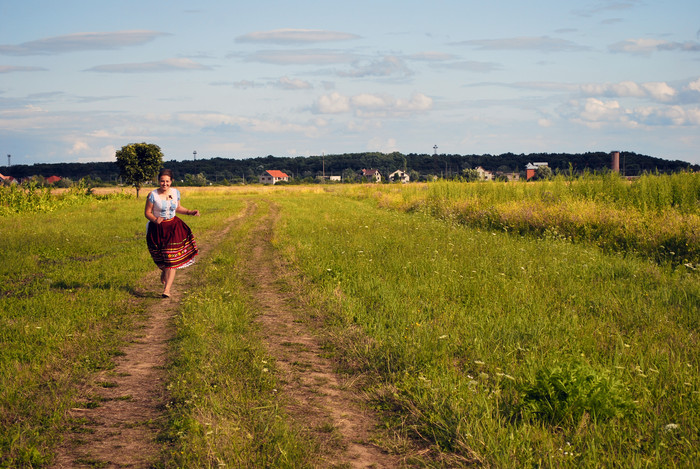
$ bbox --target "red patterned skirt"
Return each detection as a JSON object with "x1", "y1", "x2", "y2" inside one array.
[{"x1": 147, "y1": 217, "x2": 198, "y2": 270}]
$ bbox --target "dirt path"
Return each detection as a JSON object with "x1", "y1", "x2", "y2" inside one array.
[
  {"x1": 51, "y1": 208, "x2": 248, "y2": 468},
  {"x1": 244, "y1": 201, "x2": 401, "y2": 468},
  {"x1": 52, "y1": 200, "x2": 401, "y2": 468}
]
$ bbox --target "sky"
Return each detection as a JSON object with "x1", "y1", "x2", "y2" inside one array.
[{"x1": 1, "y1": 0, "x2": 699, "y2": 167}]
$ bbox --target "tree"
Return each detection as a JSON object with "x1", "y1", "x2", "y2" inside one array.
[
  {"x1": 115, "y1": 143, "x2": 163, "y2": 198},
  {"x1": 534, "y1": 165, "x2": 553, "y2": 181},
  {"x1": 461, "y1": 168, "x2": 480, "y2": 182}
]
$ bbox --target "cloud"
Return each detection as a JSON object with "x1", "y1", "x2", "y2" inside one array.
[
  {"x1": 689, "y1": 78, "x2": 700, "y2": 92},
  {"x1": 273, "y1": 76, "x2": 313, "y2": 90},
  {"x1": 244, "y1": 49, "x2": 357, "y2": 65},
  {"x1": 367, "y1": 136, "x2": 398, "y2": 153},
  {"x1": 455, "y1": 36, "x2": 588, "y2": 52},
  {"x1": 68, "y1": 140, "x2": 90, "y2": 155},
  {"x1": 338, "y1": 56, "x2": 413, "y2": 78},
  {"x1": 236, "y1": 29, "x2": 360, "y2": 44},
  {"x1": 86, "y1": 58, "x2": 211, "y2": 73},
  {"x1": 314, "y1": 92, "x2": 432, "y2": 116},
  {"x1": 173, "y1": 112, "x2": 320, "y2": 136},
  {"x1": 609, "y1": 38, "x2": 700, "y2": 55},
  {"x1": 567, "y1": 98, "x2": 627, "y2": 128},
  {"x1": 314, "y1": 92, "x2": 350, "y2": 113},
  {"x1": 580, "y1": 80, "x2": 678, "y2": 102},
  {"x1": 633, "y1": 105, "x2": 700, "y2": 126},
  {"x1": 0, "y1": 30, "x2": 170, "y2": 55},
  {"x1": 573, "y1": 1, "x2": 642, "y2": 17},
  {"x1": 563, "y1": 96, "x2": 700, "y2": 130},
  {"x1": 0, "y1": 65, "x2": 47, "y2": 73}
]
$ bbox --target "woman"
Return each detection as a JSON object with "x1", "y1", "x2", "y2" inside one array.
[{"x1": 144, "y1": 169, "x2": 200, "y2": 297}]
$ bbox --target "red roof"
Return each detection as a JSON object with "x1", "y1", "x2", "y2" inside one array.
[
  {"x1": 266, "y1": 170, "x2": 289, "y2": 178},
  {"x1": 46, "y1": 175, "x2": 62, "y2": 183}
]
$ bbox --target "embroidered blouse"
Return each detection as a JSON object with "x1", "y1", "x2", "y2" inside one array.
[{"x1": 148, "y1": 188, "x2": 179, "y2": 220}]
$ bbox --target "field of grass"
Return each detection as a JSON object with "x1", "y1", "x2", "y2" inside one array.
[
  {"x1": 270, "y1": 183, "x2": 699, "y2": 467},
  {"x1": 335, "y1": 172, "x2": 700, "y2": 266},
  {"x1": 1, "y1": 178, "x2": 698, "y2": 467}
]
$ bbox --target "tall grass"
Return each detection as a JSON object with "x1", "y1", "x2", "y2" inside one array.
[
  {"x1": 272, "y1": 190, "x2": 699, "y2": 467},
  {"x1": 0, "y1": 182, "x2": 131, "y2": 216},
  {"x1": 334, "y1": 172, "x2": 700, "y2": 265}
]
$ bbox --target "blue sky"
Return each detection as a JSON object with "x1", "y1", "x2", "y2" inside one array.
[{"x1": 1, "y1": 0, "x2": 699, "y2": 167}]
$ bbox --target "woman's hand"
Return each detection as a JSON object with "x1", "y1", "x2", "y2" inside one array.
[
  {"x1": 155, "y1": 216, "x2": 164, "y2": 224},
  {"x1": 190, "y1": 210, "x2": 200, "y2": 217}
]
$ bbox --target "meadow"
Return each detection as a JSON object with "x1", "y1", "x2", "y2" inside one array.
[{"x1": 0, "y1": 175, "x2": 698, "y2": 467}]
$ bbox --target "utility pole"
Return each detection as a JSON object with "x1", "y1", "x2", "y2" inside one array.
[{"x1": 7, "y1": 154, "x2": 10, "y2": 167}]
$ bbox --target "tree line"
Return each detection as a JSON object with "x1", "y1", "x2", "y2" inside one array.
[{"x1": 1, "y1": 151, "x2": 696, "y2": 186}]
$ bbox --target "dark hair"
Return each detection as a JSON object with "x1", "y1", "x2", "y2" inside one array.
[{"x1": 158, "y1": 169, "x2": 174, "y2": 180}]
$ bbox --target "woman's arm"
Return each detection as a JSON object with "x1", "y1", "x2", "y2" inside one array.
[
  {"x1": 145, "y1": 199, "x2": 164, "y2": 224},
  {"x1": 176, "y1": 204, "x2": 200, "y2": 216}
]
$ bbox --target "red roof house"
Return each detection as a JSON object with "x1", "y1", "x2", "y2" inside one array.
[
  {"x1": 360, "y1": 169, "x2": 382, "y2": 182},
  {"x1": 46, "y1": 175, "x2": 62, "y2": 184},
  {"x1": 259, "y1": 170, "x2": 290, "y2": 185}
]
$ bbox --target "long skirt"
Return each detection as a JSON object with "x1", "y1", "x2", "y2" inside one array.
[{"x1": 146, "y1": 217, "x2": 198, "y2": 270}]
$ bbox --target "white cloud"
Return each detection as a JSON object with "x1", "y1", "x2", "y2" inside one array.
[
  {"x1": 455, "y1": 36, "x2": 587, "y2": 52},
  {"x1": 633, "y1": 105, "x2": 700, "y2": 126},
  {"x1": 315, "y1": 92, "x2": 432, "y2": 116},
  {"x1": 338, "y1": 56, "x2": 413, "y2": 78},
  {"x1": 368, "y1": 137, "x2": 398, "y2": 153},
  {"x1": 609, "y1": 38, "x2": 700, "y2": 55},
  {"x1": 0, "y1": 30, "x2": 169, "y2": 56},
  {"x1": 236, "y1": 29, "x2": 360, "y2": 44},
  {"x1": 87, "y1": 58, "x2": 211, "y2": 73},
  {"x1": 642, "y1": 82, "x2": 677, "y2": 102},
  {"x1": 274, "y1": 76, "x2": 313, "y2": 90},
  {"x1": 314, "y1": 92, "x2": 350, "y2": 113},
  {"x1": 68, "y1": 140, "x2": 90, "y2": 155},
  {"x1": 687, "y1": 78, "x2": 700, "y2": 92},
  {"x1": 580, "y1": 81, "x2": 646, "y2": 98}
]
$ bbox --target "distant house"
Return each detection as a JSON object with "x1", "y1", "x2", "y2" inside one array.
[
  {"x1": 474, "y1": 166, "x2": 494, "y2": 181},
  {"x1": 46, "y1": 175, "x2": 62, "y2": 184},
  {"x1": 316, "y1": 175, "x2": 341, "y2": 182},
  {"x1": 525, "y1": 162, "x2": 549, "y2": 180},
  {"x1": 388, "y1": 169, "x2": 410, "y2": 183},
  {"x1": 360, "y1": 169, "x2": 381, "y2": 183},
  {"x1": 0, "y1": 173, "x2": 18, "y2": 184},
  {"x1": 259, "y1": 170, "x2": 289, "y2": 184}
]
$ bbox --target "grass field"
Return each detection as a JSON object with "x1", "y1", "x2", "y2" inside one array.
[{"x1": 1, "y1": 179, "x2": 698, "y2": 467}]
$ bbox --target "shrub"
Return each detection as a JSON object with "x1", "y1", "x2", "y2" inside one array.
[{"x1": 517, "y1": 361, "x2": 635, "y2": 426}]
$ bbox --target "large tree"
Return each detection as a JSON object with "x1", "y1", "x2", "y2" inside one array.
[{"x1": 115, "y1": 143, "x2": 163, "y2": 198}]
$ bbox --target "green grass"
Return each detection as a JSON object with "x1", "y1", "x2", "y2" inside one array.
[
  {"x1": 0, "y1": 188, "x2": 256, "y2": 466},
  {"x1": 160, "y1": 196, "x2": 319, "y2": 467},
  {"x1": 335, "y1": 172, "x2": 700, "y2": 265},
  {"x1": 2, "y1": 182, "x2": 698, "y2": 467},
  {"x1": 271, "y1": 190, "x2": 699, "y2": 467}
]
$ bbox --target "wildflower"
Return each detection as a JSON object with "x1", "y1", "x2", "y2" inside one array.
[
  {"x1": 663, "y1": 423, "x2": 679, "y2": 433},
  {"x1": 474, "y1": 360, "x2": 485, "y2": 365},
  {"x1": 438, "y1": 335, "x2": 448, "y2": 339}
]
